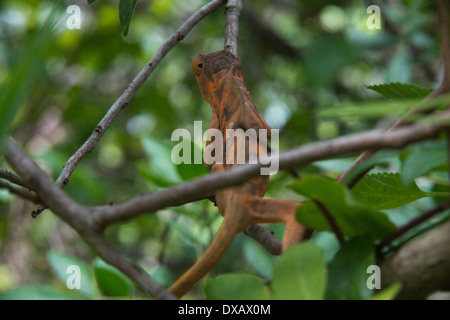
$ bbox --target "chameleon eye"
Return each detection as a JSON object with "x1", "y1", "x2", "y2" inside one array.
[{"x1": 191, "y1": 55, "x2": 204, "y2": 76}]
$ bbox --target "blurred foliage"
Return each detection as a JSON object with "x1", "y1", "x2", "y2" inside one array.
[{"x1": 0, "y1": 0, "x2": 448, "y2": 300}]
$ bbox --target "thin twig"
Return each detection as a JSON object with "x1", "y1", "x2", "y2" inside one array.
[
  {"x1": 0, "y1": 168, "x2": 27, "y2": 188},
  {"x1": 244, "y1": 225, "x2": 282, "y2": 255},
  {"x1": 313, "y1": 200, "x2": 344, "y2": 245},
  {"x1": 224, "y1": 0, "x2": 242, "y2": 55},
  {"x1": 376, "y1": 200, "x2": 450, "y2": 254},
  {"x1": 31, "y1": 0, "x2": 227, "y2": 218},
  {"x1": 0, "y1": 180, "x2": 39, "y2": 203}
]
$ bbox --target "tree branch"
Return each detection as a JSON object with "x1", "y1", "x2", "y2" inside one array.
[
  {"x1": 3, "y1": 138, "x2": 175, "y2": 300},
  {"x1": 3, "y1": 111, "x2": 448, "y2": 298},
  {"x1": 244, "y1": 225, "x2": 282, "y2": 255},
  {"x1": 224, "y1": 0, "x2": 242, "y2": 55},
  {"x1": 92, "y1": 114, "x2": 448, "y2": 228}
]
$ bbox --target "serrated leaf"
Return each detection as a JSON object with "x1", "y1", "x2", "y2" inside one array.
[
  {"x1": 289, "y1": 174, "x2": 395, "y2": 239},
  {"x1": 367, "y1": 82, "x2": 432, "y2": 102},
  {"x1": 93, "y1": 257, "x2": 134, "y2": 297},
  {"x1": 326, "y1": 237, "x2": 374, "y2": 300},
  {"x1": 352, "y1": 172, "x2": 431, "y2": 209},
  {"x1": 119, "y1": 0, "x2": 138, "y2": 36},
  {"x1": 204, "y1": 273, "x2": 271, "y2": 300},
  {"x1": 46, "y1": 251, "x2": 97, "y2": 299},
  {"x1": 272, "y1": 242, "x2": 326, "y2": 300},
  {"x1": 401, "y1": 141, "x2": 448, "y2": 185},
  {"x1": 338, "y1": 150, "x2": 400, "y2": 187}
]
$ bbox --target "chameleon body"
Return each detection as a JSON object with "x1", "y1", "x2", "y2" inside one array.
[{"x1": 168, "y1": 50, "x2": 305, "y2": 298}]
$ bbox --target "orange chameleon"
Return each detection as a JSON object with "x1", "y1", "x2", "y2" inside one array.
[{"x1": 168, "y1": 50, "x2": 305, "y2": 298}]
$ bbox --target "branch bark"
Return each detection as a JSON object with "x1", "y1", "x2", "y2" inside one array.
[
  {"x1": 224, "y1": 0, "x2": 242, "y2": 55},
  {"x1": 92, "y1": 115, "x2": 447, "y2": 228},
  {"x1": 3, "y1": 139, "x2": 175, "y2": 300}
]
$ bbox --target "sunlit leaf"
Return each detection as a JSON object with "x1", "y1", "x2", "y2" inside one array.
[{"x1": 352, "y1": 172, "x2": 444, "y2": 209}]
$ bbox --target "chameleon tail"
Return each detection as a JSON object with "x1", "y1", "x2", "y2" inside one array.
[{"x1": 168, "y1": 218, "x2": 239, "y2": 298}]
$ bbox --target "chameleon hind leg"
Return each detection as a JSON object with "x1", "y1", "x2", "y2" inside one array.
[{"x1": 248, "y1": 197, "x2": 305, "y2": 251}]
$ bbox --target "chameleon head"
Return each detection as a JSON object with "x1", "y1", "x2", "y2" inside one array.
[{"x1": 191, "y1": 50, "x2": 241, "y2": 104}]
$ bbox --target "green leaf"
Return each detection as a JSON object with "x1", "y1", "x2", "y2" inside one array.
[
  {"x1": 204, "y1": 273, "x2": 271, "y2": 300},
  {"x1": 0, "y1": 285, "x2": 81, "y2": 300},
  {"x1": 326, "y1": 237, "x2": 374, "y2": 300},
  {"x1": 352, "y1": 172, "x2": 432, "y2": 209},
  {"x1": 367, "y1": 82, "x2": 432, "y2": 102},
  {"x1": 289, "y1": 174, "x2": 395, "y2": 239},
  {"x1": 243, "y1": 240, "x2": 275, "y2": 278},
  {"x1": 338, "y1": 150, "x2": 400, "y2": 187},
  {"x1": 371, "y1": 282, "x2": 402, "y2": 300},
  {"x1": 46, "y1": 251, "x2": 97, "y2": 299},
  {"x1": 139, "y1": 137, "x2": 182, "y2": 186},
  {"x1": 272, "y1": 242, "x2": 326, "y2": 300},
  {"x1": 93, "y1": 257, "x2": 134, "y2": 297},
  {"x1": 119, "y1": 0, "x2": 138, "y2": 36},
  {"x1": 87, "y1": 0, "x2": 97, "y2": 3},
  {"x1": 401, "y1": 141, "x2": 448, "y2": 185}
]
